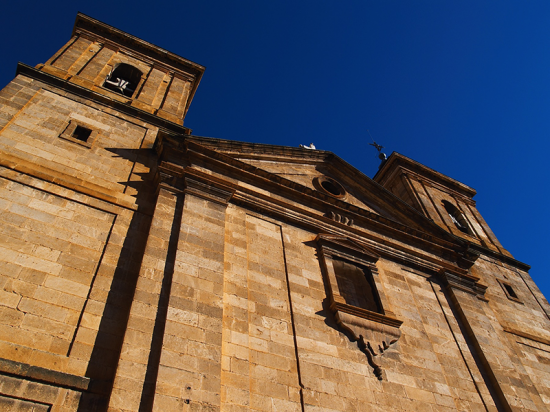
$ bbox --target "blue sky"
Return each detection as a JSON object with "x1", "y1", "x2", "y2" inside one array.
[{"x1": 1, "y1": 1, "x2": 548, "y2": 299}]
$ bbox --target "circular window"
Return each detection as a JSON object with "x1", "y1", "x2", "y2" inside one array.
[{"x1": 314, "y1": 176, "x2": 346, "y2": 199}]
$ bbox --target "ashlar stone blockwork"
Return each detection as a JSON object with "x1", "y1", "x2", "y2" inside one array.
[{"x1": 0, "y1": 12, "x2": 549, "y2": 412}]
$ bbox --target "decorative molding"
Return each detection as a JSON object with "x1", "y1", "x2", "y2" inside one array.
[
  {"x1": 158, "y1": 161, "x2": 184, "y2": 193},
  {"x1": 231, "y1": 190, "x2": 466, "y2": 279},
  {"x1": 0, "y1": 357, "x2": 89, "y2": 391},
  {"x1": 316, "y1": 234, "x2": 402, "y2": 380},
  {"x1": 457, "y1": 246, "x2": 481, "y2": 269},
  {"x1": 332, "y1": 301, "x2": 402, "y2": 378},
  {"x1": 375, "y1": 154, "x2": 477, "y2": 201},
  {"x1": 503, "y1": 326, "x2": 550, "y2": 347},
  {"x1": 313, "y1": 176, "x2": 347, "y2": 199},
  {"x1": 439, "y1": 270, "x2": 488, "y2": 301},
  {"x1": 0, "y1": 150, "x2": 137, "y2": 211},
  {"x1": 327, "y1": 211, "x2": 353, "y2": 226},
  {"x1": 185, "y1": 142, "x2": 439, "y2": 235},
  {"x1": 182, "y1": 144, "x2": 528, "y2": 277},
  {"x1": 183, "y1": 176, "x2": 234, "y2": 205},
  {"x1": 469, "y1": 243, "x2": 530, "y2": 272},
  {"x1": 73, "y1": 14, "x2": 204, "y2": 76}
]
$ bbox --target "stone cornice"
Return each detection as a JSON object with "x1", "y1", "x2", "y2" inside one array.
[
  {"x1": 438, "y1": 270, "x2": 488, "y2": 300},
  {"x1": 186, "y1": 136, "x2": 330, "y2": 161},
  {"x1": 382, "y1": 165, "x2": 477, "y2": 206},
  {"x1": 72, "y1": 13, "x2": 204, "y2": 78},
  {"x1": 187, "y1": 136, "x2": 455, "y2": 236},
  {"x1": 161, "y1": 138, "x2": 528, "y2": 273},
  {"x1": 182, "y1": 140, "x2": 461, "y2": 242},
  {"x1": 375, "y1": 152, "x2": 477, "y2": 199},
  {"x1": 185, "y1": 150, "x2": 450, "y2": 244},
  {"x1": 71, "y1": 31, "x2": 197, "y2": 83},
  {"x1": 182, "y1": 167, "x2": 472, "y2": 279},
  {"x1": 0, "y1": 149, "x2": 137, "y2": 212},
  {"x1": 502, "y1": 326, "x2": 550, "y2": 346},
  {"x1": 470, "y1": 243, "x2": 530, "y2": 272},
  {"x1": 315, "y1": 234, "x2": 381, "y2": 263},
  {"x1": 184, "y1": 176, "x2": 234, "y2": 205}
]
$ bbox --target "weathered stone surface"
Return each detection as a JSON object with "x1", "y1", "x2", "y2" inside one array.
[{"x1": 0, "y1": 12, "x2": 549, "y2": 412}]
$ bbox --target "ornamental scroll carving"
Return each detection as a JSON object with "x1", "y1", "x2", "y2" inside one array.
[{"x1": 316, "y1": 234, "x2": 402, "y2": 379}]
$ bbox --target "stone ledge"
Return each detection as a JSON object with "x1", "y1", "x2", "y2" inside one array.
[
  {"x1": 0, "y1": 149, "x2": 137, "y2": 211},
  {"x1": 0, "y1": 358, "x2": 90, "y2": 391},
  {"x1": 503, "y1": 326, "x2": 550, "y2": 347}
]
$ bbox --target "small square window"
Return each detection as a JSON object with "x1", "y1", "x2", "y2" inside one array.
[
  {"x1": 72, "y1": 125, "x2": 92, "y2": 142},
  {"x1": 503, "y1": 284, "x2": 518, "y2": 299},
  {"x1": 498, "y1": 280, "x2": 522, "y2": 304},
  {"x1": 59, "y1": 120, "x2": 98, "y2": 148}
]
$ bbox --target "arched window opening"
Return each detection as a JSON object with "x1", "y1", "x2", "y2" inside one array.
[
  {"x1": 442, "y1": 200, "x2": 473, "y2": 235},
  {"x1": 103, "y1": 63, "x2": 142, "y2": 97}
]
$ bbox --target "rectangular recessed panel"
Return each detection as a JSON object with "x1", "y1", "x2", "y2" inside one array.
[{"x1": 0, "y1": 177, "x2": 115, "y2": 358}]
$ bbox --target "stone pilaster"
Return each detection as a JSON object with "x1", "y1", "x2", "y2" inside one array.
[
  {"x1": 151, "y1": 176, "x2": 232, "y2": 411},
  {"x1": 109, "y1": 187, "x2": 183, "y2": 411},
  {"x1": 440, "y1": 271, "x2": 547, "y2": 411}
]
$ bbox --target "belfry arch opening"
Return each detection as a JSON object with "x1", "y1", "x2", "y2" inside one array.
[
  {"x1": 442, "y1": 200, "x2": 473, "y2": 235},
  {"x1": 103, "y1": 63, "x2": 142, "y2": 97}
]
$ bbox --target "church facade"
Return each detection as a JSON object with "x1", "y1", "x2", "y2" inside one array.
[{"x1": 0, "y1": 14, "x2": 549, "y2": 412}]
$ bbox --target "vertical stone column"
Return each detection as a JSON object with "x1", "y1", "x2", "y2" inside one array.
[
  {"x1": 175, "y1": 81, "x2": 191, "y2": 119},
  {"x1": 220, "y1": 207, "x2": 251, "y2": 411},
  {"x1": 245, "y1": 216, "x2": 302, "y2": 411},
  {"x1": 67, "y1": 41, "x2": 104, "y2": 76},
  {"x1": 151, "y1": 177, "x2": 232, "y2": 411},
  {"x1": 441, "y1": 271, "x2": 547, "y2": 411},
  {"x1": 151, "y1": 72, "x2": 173, "y2": 110},
  {"x1": 108, "y1": 187, "x2": 183, "y2": 412}
]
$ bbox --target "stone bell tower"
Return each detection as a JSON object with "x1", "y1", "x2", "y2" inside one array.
[
  {"x1": 374, "y1": 152, "x2": 512, "y2": 257},
  {"x1": 40, "y1": 13, "x2": 203, "y2": 125},
  {"x1": 0, "y1": 13, "x2": 204, "y2": 411}
]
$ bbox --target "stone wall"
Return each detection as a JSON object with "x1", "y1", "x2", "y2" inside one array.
[
  {"x1": 1, "y1": 14, "x2": 550, "y2": 412},
  {"x1": 0, "y1": 68, "x2": 158, "y2": 410}
]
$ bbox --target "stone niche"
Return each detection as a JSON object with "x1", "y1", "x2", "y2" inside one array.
[{"x1": 316, "y1": 234, "x2": 402, "y2": 379}]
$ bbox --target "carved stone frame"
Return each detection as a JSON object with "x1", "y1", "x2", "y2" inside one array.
[
  {"x1": 316, "y1": 234, "x2": 402, "y2": 379},
  {"x1": 497, "y1": 279, "x2": 523, "y2": 304},
  {"x1": 59, "y1": 119, "x2": 99, "y2": 148}
]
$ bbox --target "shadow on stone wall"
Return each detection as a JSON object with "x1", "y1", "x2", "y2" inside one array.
[
  {"x1": 77, "y1": 148, "x2": 158, "y2": 411},
  {"x1": 138, "y1": 194, "x2": 183, "y2": 412}
]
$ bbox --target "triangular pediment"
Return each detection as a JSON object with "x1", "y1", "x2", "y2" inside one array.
[
  {"x1": 183, "y1": 136, "x2": 461, "y2": 244},
  {"x1": 226, "y1": 156, "x2": 383, "y2": 215}
]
